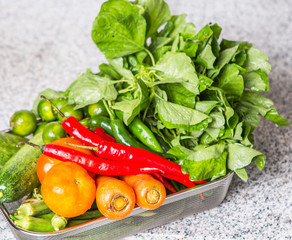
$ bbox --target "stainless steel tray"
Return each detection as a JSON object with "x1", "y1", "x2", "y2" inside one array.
[{"x1": 0, "y1": 172, "x2": 234, "y2": 240}]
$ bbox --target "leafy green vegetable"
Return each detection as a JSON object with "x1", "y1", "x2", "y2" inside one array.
[
  {"x1": 181, "y1": 144, "x2": 227, "y2": 181},
  {"x1": 67, "y1": 72, "x2": 118, "y2": 109},
  {"x1": 92, "y1": 0, "x2": 147, "y2": 59},
  {"x1": 227, "y1": 143, "x2": 266, "y2": 171},
  {"x1": 54, "y1": 0, "x2": 291, "y2": 184},
  {"x1": 137, "y1": 0, "x2": 171, "y2": 38},
  {"x1": 154, "y1": 52, "x2": 199, "y2": 93},
  {"x1": 156, "y1": 98, "x2": 212, "y2": 132}
]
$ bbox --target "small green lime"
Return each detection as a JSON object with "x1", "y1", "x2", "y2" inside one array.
[
  {"x1": 10, "y1": 110, "x2": 37, "y2": 136},
  {"x1": 42, "y1": 121, "x2": 66, "y2": 144},
  {"x1": 34, "y1": 121, "x2": 49, "y2": 136},
  {"x1": 52, "y1": 97, "x2": 68, "y2": 116},
  {"x1": 57, "y1": 104, "x2": 84, "y2": 121},
  {"x1": 87, "y1": 101, "x2": 108, "y2": 118},
  {"x1": 38, "y1": 99, "x2": 56, "y2": 122}
]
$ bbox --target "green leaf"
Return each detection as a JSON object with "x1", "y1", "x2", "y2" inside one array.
[
  {"x1": 233, "y1": 122, "x2": 244, "y2": 140},
  {"x1": 240, "y1": 91, "x2": 274, "y2": 116},
  {"x1": 195, "y1": 37, "x2": 216, "y2": 69},
  {"x1": 227, "y1": 143, "x2": 266, "y2": 170},
  {"x1": 194, "y1": 23, "x2": 214, "y2": 51},
  {"x1": 198, "y1": 74, "x2": 213, "y2": 92},
  {"x1": 243, "y1": 47, "x2": 271, "y2": 75},
  {"x1": 205, "y1": 128, "x2": 221, "y2": 140},
  {"x1": 235, "y1": 168, "x2": 248, "y2": 182},
  {"x1": 254, "y1": 156, "x2": 265, "y2": 171},
  {"x1": 156, "y1": 99, "x2": 212, "y2": 132},
  {"x1": 207, "y1": 45, "x2": 239, "y2": 79},
  {"x1": 167, "y1": 15, "x2": 196, "y2": 39},
  {"x1": 149, "y1": 37, "x2": 172, "y2": 54},
  {"x1": 113, "y1": 78, "x2": 149, "y2": 125},
  {"x1": 154, "y1": 52, "x2": 199, "y2": 94},
  {"x1": 161, "y1": 83, "x2": 197, "y2": 108},
  {"x1": 242, "y1": 69, "x2": 269, "y2": 92},
  {"x1": 31, "y1": 89, "x2": 64, "y2": 116},
  {"x1": 264, "y1": 108, "x2": 290, "y2": 126},
  {"x1": 209, "y1": 111, "x2": 225, "y2": 129},
  {"x1": 99, "y1": 63, "x2": 121, "y2": 80},
  {"x1": 181, "y1": 144, "x2": 227, "y2": 181},
  {"x1": 217, "y1": 64, "x2": 244, "y2": 100},
  {"x1": 92, "y1": 0, "x2": 146, "y2": 59},
  {"x1": 137, "y1": 0, "x2": 171, "y2": 38},
  {"x1": 167, "y1": 145, "x2": 194, "y2": 161},
  {"x1": 195, "y1": 101, "x2": 221, "y2": 114},
  {"x1": 100, "y1": 0, "x2": 144, "y2": 19},
  {"x1": 67, "y1": 72, "x2": 118, "y2": 109},
  {"x1": 108, "y1": 58, "x2": 134, "y2": 79}
]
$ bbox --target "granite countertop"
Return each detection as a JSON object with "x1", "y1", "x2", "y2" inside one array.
[{"x1": 0, "y1": 0, "x2": 291, "y2": 239}]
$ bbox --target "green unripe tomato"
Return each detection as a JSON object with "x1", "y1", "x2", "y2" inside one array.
[
  {"x1": 42, "y1": 121, "x2": 66, "y2": 144},
  {"x1": 38, "y1": 99, "x2": 56, "y2": 122},
  {"x1": 57, "y1": 104, "x2": 84, "y2": 121},
  {"x1": 10, "y1": 110, "x2": 37, "y2": 136},
  {"x1": 87, "y1": 101, "x2": 108, "y2": 118}
]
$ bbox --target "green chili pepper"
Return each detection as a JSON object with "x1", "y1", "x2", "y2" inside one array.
[
  {"x1": 128, "y1": 117, "x2": 163, "y2": 153},
  {"x1": 110, "y1": 119, "x2": 150, "y2": 151},
  {"x1": 154, "y1": 134, "x2": 171, "y2": 153},
  {"x1": 79, "y1": 118, "x2": 89, "y2": 127},
  {"x1": 89, "y1": 116, "x2": 113, "y2": 136}
]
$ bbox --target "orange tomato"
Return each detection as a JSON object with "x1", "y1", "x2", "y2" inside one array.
[
  {"x1": 41, "y1": 162, "x2": 96, "y2": 218},
  {"x1": 37, "y1": 137, "x2": 95, "y2": 183}
]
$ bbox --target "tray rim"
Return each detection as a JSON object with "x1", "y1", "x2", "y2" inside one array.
[{"x1": 0, "y1": 172, "x2": 234, "y2": 238}]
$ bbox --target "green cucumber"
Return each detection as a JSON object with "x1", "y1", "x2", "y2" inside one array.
[
  {"x1": 0, "y1": 131, "x2": 44, "y2": 203},
  {"x1": 0, "y1": 133, "x2": 28, "y2": 169}
]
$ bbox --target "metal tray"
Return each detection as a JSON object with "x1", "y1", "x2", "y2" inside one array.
[{"x1": 0, "y1": 172, "x2": 234, "y2": 240}]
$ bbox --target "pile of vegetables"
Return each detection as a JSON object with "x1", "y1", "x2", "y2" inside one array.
[{"x1": 0, "y1": 0, "x2": 290, "y2": 233}]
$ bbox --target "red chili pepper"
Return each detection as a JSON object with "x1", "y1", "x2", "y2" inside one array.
[
  {"x1": 151, "y1": 173, "x2": 164, "y2": 182},
  {"x1": 161, "y1": 172, "x2": 195, "y2": 188},
  {"x1": 152, "y1": 173, "x2": 177, "y2": 193},
  {"x1": 43, "y1": 144, "x2": 164, "y2": 175},
  {"x1": 192, "y1": 180, "x2": 207, "y2": 184},
  {"x1": 93, "y1": 127, "x2": 117, "y2": 143},
  {"x1": 62, "y1": 117, "x2": 190, "y2": 182}
]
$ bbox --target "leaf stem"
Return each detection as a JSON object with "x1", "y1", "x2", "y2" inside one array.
[
  {"x1": 144, "y1": 48, "x2": 155, "y2": 66},
  {"x1": 102, "y1": 100, "x2": 116, "y2": 120}
]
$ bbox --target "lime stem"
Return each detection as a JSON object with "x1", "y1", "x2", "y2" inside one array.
[{"x1": 40, "y1": 95, "x2": 65, "y2": 119}]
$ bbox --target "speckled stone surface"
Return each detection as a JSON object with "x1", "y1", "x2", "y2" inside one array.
[{"x1": 0, "y1": 0, "x2": 291, "y2": 239}]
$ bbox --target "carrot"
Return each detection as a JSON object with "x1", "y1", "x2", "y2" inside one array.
[
  {"x1": 120, "y1": 174, "x2": 166, "y2": 210},
  {"x1": 95, "y1": 175, "x2": 135, "y2": 220}
]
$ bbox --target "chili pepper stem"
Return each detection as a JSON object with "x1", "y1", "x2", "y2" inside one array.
[
  {"x1": 40, "y1": 95, "x2": 66, "y2": 119},
  {"x1": 65, "y1": 142, "x2": 99, "y2": 152}
]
